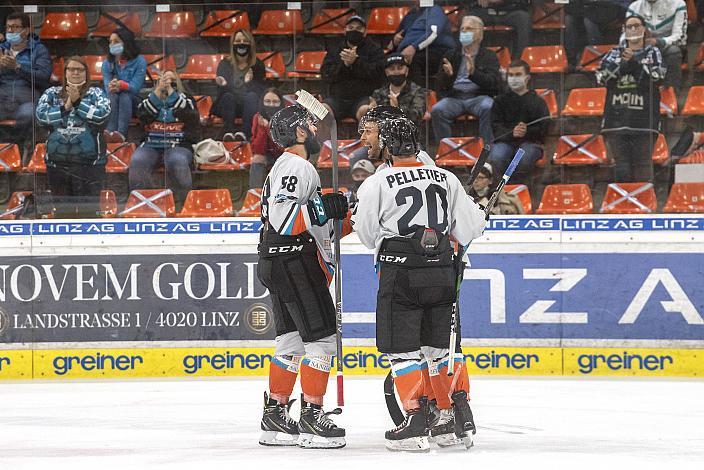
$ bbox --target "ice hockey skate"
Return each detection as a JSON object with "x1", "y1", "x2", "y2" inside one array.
[
  {"x1": 451, "y1": 390, "x2": 476, "y2": 449},
  {"x1": 430, "y1": 408, "x2": 462, "y2": 447},
  {"x1": 259, "y1": 392, "x2": 299, "y2": 446},
  {"x1": 385, "y1": 408, "x2": 430, "y2": 452},
  {"x1": 297, "y1": 396, "x2": 346, "y2": 449}
]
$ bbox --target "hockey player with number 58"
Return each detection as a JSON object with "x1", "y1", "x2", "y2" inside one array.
[{"x1": 351, "y1": 117, "x2": 486, "y2": 451}]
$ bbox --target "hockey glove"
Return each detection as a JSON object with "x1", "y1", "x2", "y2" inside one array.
[{"x1": 307, "y1": 193, "x2": 349, "y2": 226}]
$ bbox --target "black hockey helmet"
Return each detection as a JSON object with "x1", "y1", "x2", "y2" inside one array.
[
  {"x1": 358, "y1": 105, "x2": 406, "y2": 134},
  {"x1": 269, "y1": 104, "x2": 317, "y2": 148},
  {"x1": 378, "y1": 116, "x2": 418, "y2": 157}
]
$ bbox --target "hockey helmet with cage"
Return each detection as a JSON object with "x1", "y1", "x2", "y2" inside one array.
[
  {"x1": 269, "y1": 104, "x2": 317, "y2": 148},
  {"x1": 358, "y1": 105, "x2": 406, "y2": 134},
  {"x1": 378, "y1": 116, "x2": 419, "y2": 157}
]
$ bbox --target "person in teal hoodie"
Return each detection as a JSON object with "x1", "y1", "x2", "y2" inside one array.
[{"x1": 102, "y1": 27, "x2": 146, "y2": 142}]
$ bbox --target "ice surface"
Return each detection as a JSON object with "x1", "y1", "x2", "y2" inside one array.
[{"x1": 1, "y1": 377, "x2": 703, "y2": 470}]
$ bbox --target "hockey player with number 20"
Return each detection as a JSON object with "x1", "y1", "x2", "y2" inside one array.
[
  {"x1": 351, "y1": 117, "x2": 487, "y2": 451},
  {"x1": 257, "y1": 104, "x2": 349, "y2": 449}
]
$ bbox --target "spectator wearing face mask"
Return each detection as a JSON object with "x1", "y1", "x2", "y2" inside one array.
[
  {"x1": 362, "y1": 53, "x2": 426, "y2": 127},
  {"x1": 565, "y1": 0, "x2": 629, "y2": 71},
  {"x1": 212, "y1": 28, "x2": 266, "y2": 141},
  {"x1": 249, "y1": 87, "x2": 284, "y2": 189},
  {"x1": 349, "y1": 158, "x2": 375, "y2": 206},
  {"x1": 321, "y1": 15, "x2": 385, "y2": 123},
  {"x1": 432, "y1": 15, "x2": 500, "y2": 145},
  {"x1": 36, "y1": 56, "x2": 111, "y2": 217},
  {"x1": 624, "y1": 0, "x2": 687, "y2": 92},
  {"x1": 489, "y1": 60, "x2": 549, "y2": 176},
  {"x1": 465, "y1": 162, "x2": 524, "y2": 215},
  {"x1": 0, "y1": 13, "x2": 52, "y2": 150},
  {"x1": 102, "y1": 27, "x2": 147, "y2": 142}
]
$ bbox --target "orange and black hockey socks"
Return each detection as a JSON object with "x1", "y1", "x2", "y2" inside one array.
[
  {"x1": 428, "y1": 353, "x2": 470, "y2": 410},
  {"x1": 300, "y1": 356, "x2": 332, "y2": 405},
  {"x1": 391, "y1": 359, "x2": 424, "y2": 411},
  {"x1": 269, "y1": 355, "x2": 302, "y2": 404}
]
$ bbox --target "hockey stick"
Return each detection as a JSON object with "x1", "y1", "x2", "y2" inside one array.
[{"x1": 295, "y1": 90, "x2": 345, "y2": 407}]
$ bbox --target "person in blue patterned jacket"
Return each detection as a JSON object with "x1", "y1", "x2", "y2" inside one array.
[{"x1": 36, "y1": 56, "x2": 111, "y2": 216}]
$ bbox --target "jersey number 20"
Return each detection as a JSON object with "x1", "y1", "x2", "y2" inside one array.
[{"x1": 395, "y1": 184, "x2": 448, "y2": 235}]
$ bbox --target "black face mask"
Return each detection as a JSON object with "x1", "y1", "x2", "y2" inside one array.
[
  {"x1": 388, "y1": 74, "x2": 406, "y2": 87},
  {"x1": 345, "y1": 30, "x2": 364, "y2": 47},
  {"x1": 260, "y1": 104, "x2": 283, "y2": 120},
  {"x1": 234, "y1": 44, "x2": 250, "y2": 57}
]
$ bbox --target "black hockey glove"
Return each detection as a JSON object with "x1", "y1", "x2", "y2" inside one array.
[{"x1": 307, "y1": 193, "x2": 349, "y2": 226}]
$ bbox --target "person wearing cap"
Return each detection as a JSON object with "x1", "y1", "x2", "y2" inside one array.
[
  {"x1": 465, "y1": 162, "x2": 524, "y2": 215},
  {"x1": 363, "y1": 53, "x2": 426, "y2": 127},
  {"x1": 349, "y1": 157, "x2": 375, "y2": 204},
  {"x1": 321, "y1": 14, "x2": 385, "y2": 123}
]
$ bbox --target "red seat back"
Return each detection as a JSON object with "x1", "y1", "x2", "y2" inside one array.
[
  {"x1": 145, "y1": 12, "x2": 197, "y2": 38},
  {"x1": 536, "y1": 184, "x2": 593, "y2": 214},
  {"x1": 366, "y1": 7, "x2": 410, "y2": 34},
  {"x1": 40, "y1": 13, "x2": 88, "y2": 39},
  {"x1": 253, "y1": 10, "x2": 303, "y2": 35},
  {"x1": 179, "y1": 189, "x2": 234, "y2": 217},
  {"x1": 600, "y1": 182, "x2": 657, "y2": 214},
  {"x1": 200, "y1": 10, "x2": 251, "y2": 37},
  {"x1": 663, "y1": 183, "x2": 704, "y2": 213},
  {"x1": 120, "y1": 189, "x2": 176, "y2": 218}
]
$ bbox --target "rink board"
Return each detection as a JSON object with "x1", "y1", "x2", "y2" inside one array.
[{"x1": 0, "y1": 216, "x2": 703, "y2": 380}]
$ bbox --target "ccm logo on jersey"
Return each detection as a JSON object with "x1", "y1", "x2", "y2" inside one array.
[
  {"x1": 269, "y1": 245, "x2": 304, "y2": 254},
  {"x1": 378, "y1": 254, "x2": 408, "y2": 263}
]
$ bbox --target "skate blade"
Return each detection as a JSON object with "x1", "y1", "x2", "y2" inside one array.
[
  {"x1": 434, "y1": 433, "x2": 463, "y2": 448},
  {"x1": 298, "y1": 433, "x2": 346, "y2": 449},
  {"x1": 461, "y1": 434, "x2": 474, "y2": 450},
  {"x1": 385, "y1": 436, "x2": 430, "y2": 452},
  {"x1": 259, "y1": 430, "x2": 300, "y2": 446}
]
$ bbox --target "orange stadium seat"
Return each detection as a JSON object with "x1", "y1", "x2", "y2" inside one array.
[
  {"x1": 200, "y1": 10, "x2": 251, "y2": 37},
  {"x1": 600, "y1": 182, "x2": 656, "y2": 214},
  {"x1": 51, "y1": 57, "x2": 65, "y2": 83},
  {"x1": 443, "y1": 5, "x2": 462, "y2": 32},
  {"x1": 180, "y1": 54, "x2": 226, "y2": 80},
  {"x1": 536, "y1": 184, "x2": 593, "y2": 214},
  {"x1": 0, "y1": 191, "x2": 33, "y2": 220},
  {"x1": 682, "y1": 86, "x2": 704, "y2": 115},
  {"x1": 687, "y1": 0, "x2": 698, "y2": 23},
  {"x1": 25, "y1": 144, "x2": 47, "y2": 173},
  {"x1": 532, "y1": 3, "x2": 565, "y2": 30},
  {"x1": 105, "y1": 142, "x2": 135, "y2": 174},
  {"x1": 40, "y1": 12, "x2": 88, "y2": 40},
  {"x1": 317, "y1": 140, "x2": 364, "y2": 169},
  {"x1": 0, "y1": 143, "x2": 22, "y2": 172},
  {"x1": 488, "y1": 46, "x2": 511, "y2": 72},
  {"x1": 561, "y1": 87, "x2": 606, "y2": 117},
  {"x1": 257, "y1": 52, "x2": 286, "y2": 79},
  {"x1": 237, "y1": 188, "x2": 263, "y2": 217},
  {"x1": 120, "y1": 189, "x2": 176, "y2": 218},
  {"x1": 178, "y1": 189, "x2": 234, "y2": 217},
  {"x1": 307, "y1": 8, "x2": 355, "y2": 35},
  {"x1": 660, "y1": 86, "x2": 678, "y2": 116},
  {"x1": 680, "y1": 150, "x2": 704, "y2": 164},
  {"x1": 91, "y1": 13, "x2": 142, "y2": 38},
  {"x1": 521, "y1": 46, "x2": 567, "y2": 73},
  {"x1": 144, "y1": 12, "x2": 197, "y2": 38},
  {"x1": 193, "y1": 95, "x2": 215, "y2": 125},
  {"x1": 424, "y1": 90, "x2": 438, "y2": 120},
  {"x1": 535, "y1": 88, "x2": 558, "y2": 118},
  {"x1": 253, "y1": 10, "x2": 304, "y2": 35},
  {"x1": 578, "y1": 45, "x2": 616, "y2": 72},
  {"x1": 504, "y1": 184, "x2": 532, "y2": 213},
  {"x1": 99, "y1": 190, "x2": 118, "y2": 218},
  {"x1": 652, "y1": 133, "x2": 669, "y2": 165},
  {"x1": 695, "y1": 43, "x2": 704, "y2": 71},
  {"x1": 553, "y1": 134, "x2": 608, "y2": 166},
  {"x1": 198, "y1": 141, "x2": 252, "y2": 171},
  {"x1": 288, "y1": 51, "x2": 326, "y2": 79},
  {"x1": 143, "y1": 55, "x2": 178, "y2": 82},
  {"x1": 83, "y1": 55, "x2": 107, "y2": 82},
  {"x1": 366, "y1": 7, "x2": 410, "y2": 34},
  {"x1": 435, "y1": 137, "x2": 484, "y2": 167},
  {"x1": 663, "y1": 183, "x2": 704, "y2": 213}
]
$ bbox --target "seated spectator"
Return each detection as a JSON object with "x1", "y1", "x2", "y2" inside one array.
[
  {"x1": 390, "y1": 0, "x2": 455, "y2": 84},
  {"x1": 321, "y1": 15, "x2": 385, "y2": 124},
  {"x1": 672, "y1": 126, "x2": 704, "y2": 159},
  {"x1": 364, "y1": 53, "x2": 426, "y2": 127},
  {"x1": 465, "y1": 162, "x2": 524, "y2": 214},
  {"x1": 102, "y1": 28, "x2": 147, "y2": 142},
  {"x1": 349, "y1": 158, "x2": 375, "y2": 205},
  {"x1": 625, "y1": 0, "x2": 687, "y2": 91},
  {"x1": 565, "y1": 0, "x2": 629, "y2": 71},
  {"x1": 466, "y1": 0, "x2": 532, "y2": 59},
  {"x1": 35, "y1": 56, "x2": 111, "y2": 217},
  {"x1": 212, "y1": 28, "x2": 266, "y2": 141},
  {"x1": 432, "y1": 15, "x2": 500, "y2": 145},
  {"x1": 597, "y1": 15, "x2": 664, "y2": 183},
  {"x1": 0, "y1": 13, "x2": 51, "y2": 151},
  {"x1": 249, "y1": 88, "x2": 284, "y2": 189},
  {"x1": 489, "y1": 59, "x2": 549, "y2": 176},
  {"x1": 130, "y1": 70, "x2": 200, "y2": 203}
]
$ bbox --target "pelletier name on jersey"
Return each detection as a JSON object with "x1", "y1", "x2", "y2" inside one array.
[{"x1": 386, "y1": 168, "x2": 448, "y2": 188}]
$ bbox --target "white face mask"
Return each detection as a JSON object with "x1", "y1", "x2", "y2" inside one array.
[
  {"x1": 68, "y1": 79, "x2": 86, "y2": 86},
  {"x1": 507, "y1": 75, "x2": 527, "y2": 91},
  {"x1": 625, "y1": 33, "x2": 644, "y2": 42}
]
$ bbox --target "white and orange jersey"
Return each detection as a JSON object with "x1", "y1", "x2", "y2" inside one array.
[
  {"x1": 351, "y1": 159, "x2": 486, "y2": 260},
  {"x1": 261, "y1": 150, "x2": 334, "y2": 265}
]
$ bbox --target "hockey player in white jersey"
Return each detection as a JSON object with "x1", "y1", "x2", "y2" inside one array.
[
  {"x1": 351, "y1": 117, "x2": 487, "y2": 451},
  {"x1": 257, "y1": 104, "x2": 349, "y2": 449}
]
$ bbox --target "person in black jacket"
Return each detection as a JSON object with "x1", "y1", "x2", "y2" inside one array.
[
  {"x1": 320, "y1": 15, "x2": 385, "y2": 122},
  {"x1": 467, "y1": 0, "x2": 532, "y2": 59},
  {"x1": 489, "y1": 59, "x2": 549, "y2": 176},
  {"x1": 431, "y1": 15, "x2": 500, "y2": 144},
  {"x1": 212, "y1": 28, "x2": 266, "y2": 140}
]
